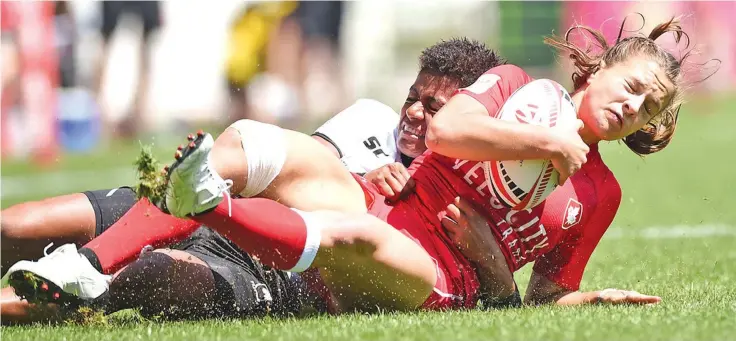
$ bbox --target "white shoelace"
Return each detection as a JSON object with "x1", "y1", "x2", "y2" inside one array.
[
  {"x1": 43, "y1": 243, "x2": 55, "y2": 256},
  {"x1": 200, "y1": 178, "x2": 234, "y2": 217}
]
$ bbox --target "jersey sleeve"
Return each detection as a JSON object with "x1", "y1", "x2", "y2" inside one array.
[
  {"x1": 454, "y1": 64, "x2": 534, "y2": 118},
  {"x1": 312, "y1": 99, "x2": 400, "y2": 174},
  {"x1": 532, "y1": 171, "x2": 622, "y2": 291}
]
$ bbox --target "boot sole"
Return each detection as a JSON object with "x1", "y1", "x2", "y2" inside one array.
[{"x1": 7, "y1": 270, "x2": 84, "y2": 308}]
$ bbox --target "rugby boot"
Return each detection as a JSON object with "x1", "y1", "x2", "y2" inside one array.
[
  {"x1": 3, "y1": 243, "x2": 111, "y2": 307},
  {"x1": 164, "y1": 130, "x2": 233, "y2": 218}
]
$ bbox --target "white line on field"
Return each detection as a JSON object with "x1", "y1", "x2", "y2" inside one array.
[{"x1": 606, "y1": 224, "x2": 736, "y2": 239}]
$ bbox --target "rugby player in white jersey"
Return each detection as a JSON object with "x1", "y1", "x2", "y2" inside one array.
[{"x1": 1, "y1": 38, "x2": 512, "y2": 323}]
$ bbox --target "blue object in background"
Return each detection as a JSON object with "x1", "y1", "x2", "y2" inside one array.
[{"x1": 57, "y1": 88, "x2": 101, "y2": 153}]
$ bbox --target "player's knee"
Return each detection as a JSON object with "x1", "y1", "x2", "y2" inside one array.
[{"x1": 222, "y1": 119, "x2": 287, "y2": 198}]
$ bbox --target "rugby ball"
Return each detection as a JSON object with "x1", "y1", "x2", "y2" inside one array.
[{"x1": 484, "y1": 79, "x2": 578, "y2": 210}]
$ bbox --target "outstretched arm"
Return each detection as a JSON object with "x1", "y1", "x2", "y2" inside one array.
[{"x1": 524, "y1": 272, "x2": 662, "y2": 306}]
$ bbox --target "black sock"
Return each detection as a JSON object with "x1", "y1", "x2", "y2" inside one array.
[{"x1": 77, "y1": 247, "x2": 103, "y2": 273}]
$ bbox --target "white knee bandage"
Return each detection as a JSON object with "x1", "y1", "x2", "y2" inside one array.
[{"x1": 228, "y1": 119, "x2": 287, "y2": 198}]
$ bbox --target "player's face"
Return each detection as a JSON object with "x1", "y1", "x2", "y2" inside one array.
[
  {"x1": 398, "y1": 70, "x2": 461, "y2": 158},
  {"x1": 578, "y1": 56, "x2": 674, "y2": 141}
]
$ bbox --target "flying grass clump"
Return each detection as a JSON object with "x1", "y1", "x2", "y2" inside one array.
[{"x1": 134, "y1": 143, "x2": 168, "y2": 207}]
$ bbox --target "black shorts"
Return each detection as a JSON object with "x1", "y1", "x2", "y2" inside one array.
[
  {"x1": 83, "y1": 187, "x2": 139, "y2": 237},
  {"x1": 100, "y1": 1, "x2": 162, "y2": 42},
  {"x1": 84, "y1": 187, "x2": 307, "y2": 317},
  {"x1": 175, "y1": 228, "x2": 306, "y2": 317}
]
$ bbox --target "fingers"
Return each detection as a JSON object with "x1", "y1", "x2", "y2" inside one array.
[
  {"x1": 557, "y1": 171, "x2": 570, "y2": 186},
  {"x1": 441, "y1": 214, "x2": 458, "y2": 233},
  {"x1": 625, "y1": 292, "x2": 662, "y2": 305},
  {"x1": 385, "y1": 175, "x2": 404, "y2": 197},
  {"x1": 393, "y1": 163, "x2": 412, "y2": 184},
  {"x1": 600, "y1": 289, "x2": 662, "y2": 305},
  {"x1": 375, "y1": 163, "x2": 416, "y2": 201},
  {"x1": 453, "y1": 197, "x2": 480, "y2": 217},
  {"x1": 441, "y1": 210, "x2": 460, "y2": 242},
  {"x1": 389, "y1": 164, "x2": 408, "y2": 185},
  {"x1": 375, "y1": 178, "x2": 395, "y2": 198},
  {"x1": 576, "y1": 119, "x2": 584, "y2": 132},
  {"x1": 444, "y1": 203, "x2": 463, "y2": 223}
]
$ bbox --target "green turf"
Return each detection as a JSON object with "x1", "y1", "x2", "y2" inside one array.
[{"x1": 2, "y1": 94, "x2": 736, "y2": 340}]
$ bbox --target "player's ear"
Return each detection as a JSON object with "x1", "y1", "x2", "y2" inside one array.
[{"x1": 587, "y1": 61, "x2": 606, "y2": 85}]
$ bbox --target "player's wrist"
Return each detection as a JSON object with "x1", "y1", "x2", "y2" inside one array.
[
  {"x1": 593, "y1": 288, "x2": 620, "y2": 304},
  {"x1": 545, "y1": 132, "x2": 569, "y2": 161}
]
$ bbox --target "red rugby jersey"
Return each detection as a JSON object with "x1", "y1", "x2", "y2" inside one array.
[{"x1": 407, "y1": 65, "x2": 622, "y2": 290}]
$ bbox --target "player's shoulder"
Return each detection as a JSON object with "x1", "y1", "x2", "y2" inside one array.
[
  {"x1": 349, "y1": 98, "x2": 399, "y2": 117},
  {"x1": 463, "y1": 64, "x2": 534, "y2": 97},
  {"x1": 316, "y1": 98, "x2": 398, "y2": 135},
  {"x1": 482, "y1": 64, "x2": 533, "y2": 82}
]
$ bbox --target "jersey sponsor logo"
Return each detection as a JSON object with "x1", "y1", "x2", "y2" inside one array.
[
  {"x1": 463, "y1": 74, "x2": 501, "y2": 95},
  {"x1": 562, "y1": 198, "x2": 583, "y2": 230},
  {"x1": 363, "y1": 136, "x2": 390, "y2": 158},
  {"x1": 453, "y1": 158, "x2": 550, "y2": 266}
]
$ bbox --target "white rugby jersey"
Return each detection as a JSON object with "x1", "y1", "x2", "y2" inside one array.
[{"x1": 313, "y1": 99, "x2": 401, "y2": 174}]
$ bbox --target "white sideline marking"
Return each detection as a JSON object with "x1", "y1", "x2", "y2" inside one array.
[{"x1": 606, "y1": 224, "x2": 736, "y2": 239}]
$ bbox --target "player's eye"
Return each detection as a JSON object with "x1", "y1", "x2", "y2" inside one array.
[
  {"x1": 405, "y1": 97, "x2": 418, "y2": 103},
  {"x1": 625, "y1": 81, "x2": 634, "y2": 93},
  {"x1": 643, "y1": 103, "x2": 654, "y2": 116}
]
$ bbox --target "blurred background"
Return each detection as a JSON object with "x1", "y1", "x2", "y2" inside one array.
[{"x1": 1, "y1": 1, "x2": 734, "y2": 210}]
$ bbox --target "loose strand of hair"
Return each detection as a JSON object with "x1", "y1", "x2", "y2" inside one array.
[
  {"x1": 648, "y1": 16, "x2": 690, "y2": 49},
  {"x1": 616, "y1": 12, "x2": 647, "y2": 43}
]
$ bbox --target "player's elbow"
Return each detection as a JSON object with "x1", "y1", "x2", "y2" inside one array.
[{"x1": 425, "y1": 116, "x2": 456, "y2": 153}]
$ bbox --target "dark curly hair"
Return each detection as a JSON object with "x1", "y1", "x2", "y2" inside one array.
[{"x1": 419, "y1": 37, "x2": 506, "y2": 88}]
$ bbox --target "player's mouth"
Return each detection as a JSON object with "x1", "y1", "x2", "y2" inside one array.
[
  {"x1": 605, "y1": 109, "x2": 623, "y2": 130},
  {"x1": 400, "y1": 123, "x2": 425, "y2": 139}
]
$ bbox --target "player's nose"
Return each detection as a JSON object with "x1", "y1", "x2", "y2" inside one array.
[
  {"x1": 623, "y1": 94, "x2": 645, "y2": 117},
  {"x1": 406, "y1": 102, "x2": 425, "y2": 121}
]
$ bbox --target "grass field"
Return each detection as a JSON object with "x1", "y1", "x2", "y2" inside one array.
[{"x1": 2, "y1": 94, "x2": 736, "y2": 340}]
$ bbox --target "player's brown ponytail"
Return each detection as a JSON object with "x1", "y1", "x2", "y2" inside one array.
[{"x1": 544, "y1": 14, "x2": 718, "y2": 155}]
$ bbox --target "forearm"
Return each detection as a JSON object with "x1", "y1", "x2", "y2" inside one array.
[
  {"x1": 474, "y1": 258, "x2": 516, "y2": 299},
  {"x1": 466, "y1": 235, "x2": 516, "y2": 300},
  {"x1": 525, "y1": 288, "x2": 602, "y2": 306},
  {"x1": 551, "y1": 291, "x2": 601, "y2": 305},
  {"x1": 426, "y1": 95, "x2": 560, "y2": 162}
]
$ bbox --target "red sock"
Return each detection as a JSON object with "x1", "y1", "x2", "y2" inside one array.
[
  {"x1": 79, "y1": 198, "x2": 200, "y2": 274},
  {"x1": 192, "y1": 196, "x2": 318, "y2": 272}
]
